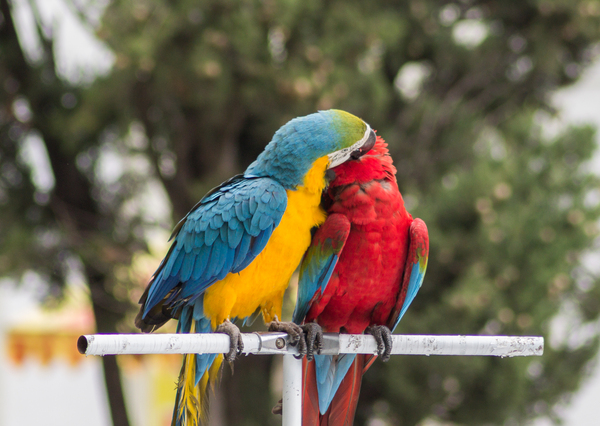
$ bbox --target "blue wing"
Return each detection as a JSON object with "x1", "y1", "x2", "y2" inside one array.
[
  {"x1": 141, "y1": 175, "x2": 288, "y2": 319},
  {"x1": 292, "y1": 213, "x2": 351, "y2": 324}
]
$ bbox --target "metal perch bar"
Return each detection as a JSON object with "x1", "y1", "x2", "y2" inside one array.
[
  {"x1": 77, "y1": 333, "x2": 543, "y2": 426},
  {"x1": 77, "y1": 333, "x2": 544, "y2": 357}
]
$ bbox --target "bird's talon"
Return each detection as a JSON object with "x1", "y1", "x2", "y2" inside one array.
[
  {"x1": 216, "y1": 320, "x2": 244, "y2": 362},
  {"x1": 366, "y1": 325, "x2": 393, "y2": 361},
  {"x1": 301, "y1": 322, "x2": 323, "y2": 362},
  {"x1": 268, "y1": 320, "x2": 305, "y2": 354},
  {"x1": 272, "y1": 399, "x2": 283, "y2": 415}
]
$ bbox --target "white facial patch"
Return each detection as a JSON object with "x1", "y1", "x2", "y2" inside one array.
[{"x1": 327, "y1": 124, "x2": 372, "y2": 169}]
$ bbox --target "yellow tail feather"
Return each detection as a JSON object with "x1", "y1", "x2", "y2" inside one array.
[
  {"x1": 174, "y1": 353, "x2": 224, "y2": 426},
  {"x1": 209, "y1": 355, "x2": 223, "y2": 389},
  {"x1": 197, "y1": 368, "x2": 210, "y2": 424},
  {"x1": 175, "y1": 353, "x2": 200, "y2": 426}
]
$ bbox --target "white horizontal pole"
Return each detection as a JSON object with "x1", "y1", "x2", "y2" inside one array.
[{"x1": 78, "y1": 333, "x2": 543, "y2": 358}]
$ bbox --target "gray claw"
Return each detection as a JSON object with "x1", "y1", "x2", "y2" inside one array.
[
  {"x1": 268, "y1": 320, "x2": 306, "y2": 358},
  {"x1": 365, "y1": 325, "x2": 393, "y2": 362},
  {"x1": 272, "y1": 399, "x2": 283, "y2": 415},
  {"x1": 216, "y1": 319, "x2": 244, "y2": 362},
  {"x1": 301, "y1": 323, "x2": 323, "y2": 362}
]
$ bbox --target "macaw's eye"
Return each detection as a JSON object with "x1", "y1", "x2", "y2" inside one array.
[{"x1": 325, "y1": 169, "x2": 336, "y2": 182}]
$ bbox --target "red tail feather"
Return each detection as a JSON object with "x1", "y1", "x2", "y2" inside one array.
[
  {"x1": 302, "y1": 355, "x2": 376, "y2": 426},
  {"x1": 302, "y1": 357, "x2": 321, "y2": 425}
]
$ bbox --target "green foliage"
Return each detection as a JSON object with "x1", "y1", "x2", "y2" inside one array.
[{"x1": 3, "y1": 0, "x2": 600, "y2": 425}]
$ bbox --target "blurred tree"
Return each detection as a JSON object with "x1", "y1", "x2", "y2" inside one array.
[
  {"x1": 0, "y1": 1, "x2": 144, "y2": 425},
  {"x1": 2, "y1": 0, "x2": 600, "y2": 425}
]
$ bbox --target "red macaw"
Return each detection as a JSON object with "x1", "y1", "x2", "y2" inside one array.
[{"x1": 292, "y1": 136, "x2": 429, "y2": 425}]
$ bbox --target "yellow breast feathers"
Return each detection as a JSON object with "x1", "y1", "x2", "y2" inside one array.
[{"x1": 203, "y1": 156, "x2": 329, "y2": 328}]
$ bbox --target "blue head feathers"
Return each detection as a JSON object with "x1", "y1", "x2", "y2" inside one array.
[{"x1": 245, "y1": 110, "x2": 376, "y2": 189}]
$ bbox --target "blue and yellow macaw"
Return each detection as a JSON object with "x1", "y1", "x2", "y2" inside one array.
[{"x1": 135, "y1": 110, "x2": 376, "y2": 426}]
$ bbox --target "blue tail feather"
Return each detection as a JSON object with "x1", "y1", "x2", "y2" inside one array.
[
  {"x1": 178, "y1": 301, "x2": 218, "y2": 384},
  {"x1": 314, "y1": 353, "x2": 357, "y2": 414}
]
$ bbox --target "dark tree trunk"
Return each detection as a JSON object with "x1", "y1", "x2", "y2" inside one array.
[
  {"x1": 88, "y1": 265, "x2": 131, "y2": 426},
  {"x1": 0, "y1": 2, "x2": 132, "y2": 424}
]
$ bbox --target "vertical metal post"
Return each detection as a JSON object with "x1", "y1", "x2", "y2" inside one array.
[{"x1": 282, "y1": 354, "x2": 302, "y2": 426}]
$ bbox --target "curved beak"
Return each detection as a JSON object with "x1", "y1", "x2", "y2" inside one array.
[
  {"x1": 350, "y1": 128, "x2": 376, "y2": 160},
  {"x1": 327, "y1": 124, "x2": 377, "y2": 169}
]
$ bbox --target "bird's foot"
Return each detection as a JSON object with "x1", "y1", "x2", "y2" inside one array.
[
  {"x1": 301, "y1": 322, "x2": 323, "y2": 362},
  {"x1": 268, "y1": 319, "x2": 306, "y2": 358},
  {"x1": 272, "y1": 399, "x2": 283, "y2": 415},
  {"x1": 365, "y1": 325, "x2": 393, "y2": 362},
  {"x1": 267, "y1": 320, "x2": 323, "y2": 361},
  {"x1": 216, "y1": 319, "x2": 244, "y2": 362}
]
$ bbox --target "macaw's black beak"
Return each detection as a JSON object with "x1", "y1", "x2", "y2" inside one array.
[{"x1": 350, "y1": 128, "x2": 376, "y2": 160}]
